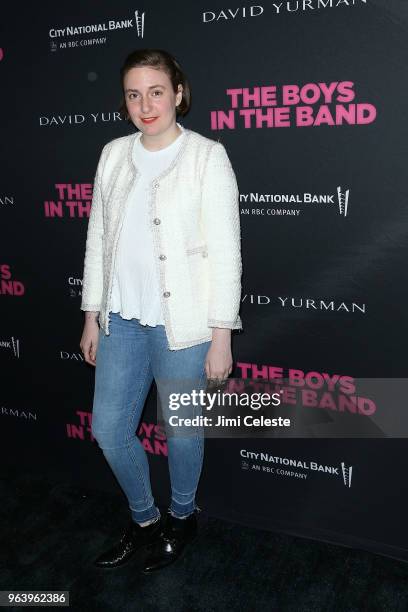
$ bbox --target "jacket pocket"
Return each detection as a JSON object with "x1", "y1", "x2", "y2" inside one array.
[{"x1": 186, "y1": 244, "x2": 208, "y2": 257}]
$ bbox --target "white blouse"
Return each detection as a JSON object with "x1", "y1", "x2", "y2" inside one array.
[{"x1": 110, "y1": 128, "x2": 185, "y2": 326}]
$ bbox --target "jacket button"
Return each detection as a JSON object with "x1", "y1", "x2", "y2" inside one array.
[
  {"x1": 152, "y1": 180, "x2": 159, "y2": 188},
  {"x1": 163, "y1": 291, "x2": 171, "y2": 298},
  {"x1": 159, "y1": 254, "x2": 167, "y2": 261},
  {"x1": 153, "y1": 218, "x2": 161, "y2": 225}
]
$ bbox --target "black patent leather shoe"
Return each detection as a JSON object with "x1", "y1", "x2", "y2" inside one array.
[
  {"x1": 94, "y1": 517, "x2": 162, "y2": 568},
  {"x1": 142, "y1": 509, "x2": 198, "y2": 573}
]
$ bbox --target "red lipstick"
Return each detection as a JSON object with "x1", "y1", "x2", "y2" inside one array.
[{"x1": 141, "y1": 117, "x2": 158, "y2": 124}]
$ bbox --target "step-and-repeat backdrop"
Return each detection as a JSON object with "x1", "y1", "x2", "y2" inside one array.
[{"x1": 2, "y1": 0, "x2": 408, "y2": 560}]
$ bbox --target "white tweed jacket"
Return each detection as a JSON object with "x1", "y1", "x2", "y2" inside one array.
[{"x1": 80, "y1": 122, "x2": 243, "y2": 350}]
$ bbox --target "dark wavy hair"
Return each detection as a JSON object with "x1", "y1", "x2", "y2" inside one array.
[{"x1": 119, "y1": 48, "x2": 191, "y2": 122}]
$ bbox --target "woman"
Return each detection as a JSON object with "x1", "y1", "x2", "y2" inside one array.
[{"x1": 79, "y1": 48, "x2": 242, "y2": 573}]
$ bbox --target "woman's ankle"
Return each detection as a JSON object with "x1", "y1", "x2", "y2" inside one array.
[{"x1": 136, "y1": 515, "x2": 160, "y2": 527}]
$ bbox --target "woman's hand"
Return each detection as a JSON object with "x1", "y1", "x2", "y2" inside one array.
[
  {"x1": 205, "y1": 329, "x2": 233, "y2": 381},
  {"x1": 79, "y1": 312, "x2": 100, "y2": 367}
]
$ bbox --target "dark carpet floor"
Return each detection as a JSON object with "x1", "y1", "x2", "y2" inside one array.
[{"x1": 1, "y1": 468, "x2": 408, "y2": 612}]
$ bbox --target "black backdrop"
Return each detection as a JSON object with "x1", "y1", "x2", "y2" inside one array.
[{"x1": 2, "y1": 0, "x2": 408, "y2": 560}]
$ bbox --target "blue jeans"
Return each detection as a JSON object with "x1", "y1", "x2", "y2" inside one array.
[{"x1": 91, "y1": 311, "x2": 211, "y2": 523}]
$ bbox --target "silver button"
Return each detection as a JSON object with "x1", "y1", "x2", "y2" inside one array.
[
  {"x1": 153, "y1": 218, "x2": 161, "y2": 225},
  {"x1": 152, "y1": 180, "x2": 159, "y2": 188},
  {"x1": 159, "y1": 254, "x2": 167, "y2": 261},
  {"x1": 163, "y1": 291, "x2": 171, "y2": 298}
]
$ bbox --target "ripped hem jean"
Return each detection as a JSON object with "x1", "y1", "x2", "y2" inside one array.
[{"x1": 91, "y1": 312, "x2": 210, "y2": 523}]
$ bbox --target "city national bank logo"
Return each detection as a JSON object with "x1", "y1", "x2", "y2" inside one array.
[
  {"x1": 203, "y1": 1, "x2": 367, "y2": 23},
  {"x1": 341, "y1": 461, "x2": 352, "y2": 487},
  {"x1": 49, "y1": 10, "x2": 145, "y2": 51},
  {"x1": 337, "y1": 186, "x2": 349, "y2": 216},
  {"x1": 68, "y1": 276, "x2": 82, "y2": 299},
  {"x1": 240, "y1": 185, "x2": 350, "y2": 217},
  {"x1": 240, "y1": 449, "x2": 353, "y2": 487},
  {"x1": 0, "y1": 337, "x2": 20, "y2": 358}
]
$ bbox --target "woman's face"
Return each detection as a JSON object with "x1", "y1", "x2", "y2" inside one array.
[{"x1": 123, "y1": 66, "x2": 183, "y2": 135}]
